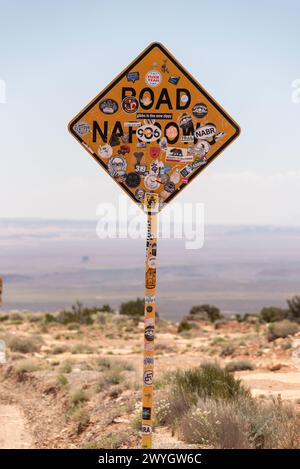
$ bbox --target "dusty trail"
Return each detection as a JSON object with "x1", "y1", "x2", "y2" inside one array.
[{"x1": 0, "y1": 404, "x2": 33, "y2": 449}]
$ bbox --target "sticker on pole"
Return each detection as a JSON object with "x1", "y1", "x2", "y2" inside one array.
[{"x1": 68, "y1": 42, "x2": 240, "y2": 211}]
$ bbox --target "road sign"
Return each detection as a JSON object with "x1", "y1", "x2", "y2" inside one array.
[
  {"x1": 68, "y1": 42, "x2": 240, "y2": 449},
  {"x1": 68, "y1": 42, "x2": 240, "y2": 212}
]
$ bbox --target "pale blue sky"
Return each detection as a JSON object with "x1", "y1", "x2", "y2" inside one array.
[{"x1": 0, "y1": 0, "x2": 300, "y2": 224}]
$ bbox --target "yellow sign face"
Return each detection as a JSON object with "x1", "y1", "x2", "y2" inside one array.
[{"x1": 68, "y1": 42, "x2": 240, "y2": 211}]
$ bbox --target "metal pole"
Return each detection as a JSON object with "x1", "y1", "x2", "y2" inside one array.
[{"x1": 141, "y1": 208, "x2": 158, "y2": 449}]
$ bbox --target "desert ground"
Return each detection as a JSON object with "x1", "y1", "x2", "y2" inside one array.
[{"x1": 0, "y1": 309, "x2": 300, "y2": 449}]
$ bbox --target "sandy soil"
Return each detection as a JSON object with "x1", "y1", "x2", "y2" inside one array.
[{"x1": 0, "y1": 404, "x2": 33, "y2": 449}]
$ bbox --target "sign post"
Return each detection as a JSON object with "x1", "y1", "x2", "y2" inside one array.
[{"x1": 68, "y1": 42, "x2": 240, "y2": 448}]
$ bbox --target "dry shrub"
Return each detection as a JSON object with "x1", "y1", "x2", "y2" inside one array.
[
  {"x1": 6, "y1": 334, "x2": 43, "y2": 353},
  {"x1": 268, "y1": 320, "x2": 299, "y2": 341}
]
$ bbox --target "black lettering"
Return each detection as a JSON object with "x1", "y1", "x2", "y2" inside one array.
[
  {"x1": 93, "y1": 121, "x2": 108, "y2": 143},
  {"x1": 111, "y1": 121, "x2": 123, "y2": 138},
  {"x1": 155, "y1": 88, "x2": 172, "y2": 110},
  {"x1": 122, "y1": 87, "x2": 136, "y2": 101}
]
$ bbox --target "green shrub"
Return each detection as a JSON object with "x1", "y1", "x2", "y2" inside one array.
[
  {"x1": 71, "y1": 389, "x2": 89, "y2": 405},
  {"x1": 169, "y1": 363, "x2": 249, "y2": 404},
  {"x1": 287, "y1": 296, "x2": 300, "y2": 322},
  {"x1": 119, "y1": 298, "x2": 144, "y2": 318},
  {"x1": 189, "y1": 304, "x2": 222, "y2": 322},
  {"x1": 226, "y1": 360, "x2": 256, "y2": 372},
  {"x1": 268, "y1": 320, "x2": 299, "y2": 341},
  {"x1": 259, "y1": 307, "x2": 287, "y2": 323},
  {"x1": 7, "y1": 334, "x2": 43, "y2": 353},
  {"x1": 177, "y1": 321, "x2": 196, "y2": 333},
  {"x1": 59, "y1": 361, "x2": 72, "y2": 373}
]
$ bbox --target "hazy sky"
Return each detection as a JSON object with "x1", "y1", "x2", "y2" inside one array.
[{"x1": 0, "y1": 0, "x2": 300, "y2": 225}]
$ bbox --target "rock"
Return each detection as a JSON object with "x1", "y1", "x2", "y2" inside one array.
[{"x1": 269, "y1": 363, "x2": 283, "y2": 371}]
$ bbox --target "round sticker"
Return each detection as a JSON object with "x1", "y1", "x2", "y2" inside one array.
[
  {"x1": 99, "y1": 99, "x2": 118, "y2": 114},
  {"x1": 178, "y1": 113, "x2": 193, "y2": 129},
  {"x1": 144, "y1": 174, "x2": 159, "y2": 190},
  {"x1": 145, "y1": 70, "x2": 162, "y2": 87},
  {"x1": 181, "y1": 94, "x2": 189, "y2": 104},
  {"x1": 145, "y1": 325, "x2": 155, "y2": 341},
  {"x1": 192, "y1": 103, "x2": 208, "y2": 118},
  {"x1": 122, "y1": 96, "x2": 139, "y2": 113},
  {"x1": 164, "y1": 181, "x2": 176, "y2": 193},
  {"x1": 166, "y1": 125, "x2": 179, "y2": 140},
  {"x1": 135, "y1": 187, "x2": 145, "y2": 201},
  {"x1": 148, "y1": 256, "x2": 156, "y2": 269},
  {"x1": 98, "y1": 144, "x2": 112, "y2": 159},
  {"x1": 125, "y1": 172, "x2": 141, "y2": 188},
  {"x1": 108, "y1": 156, "x2": 127, "y2": 178}
]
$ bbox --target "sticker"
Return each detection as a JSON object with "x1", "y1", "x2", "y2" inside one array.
[
  {"x1": 145, "y1": 325, "x2": 155, "y2": 341},
  {"x1": 151, "y1": 242, "x2": 157, "y2": 256},
  {"x1": 98, "y1": 144, "x2": 112, "y2": 159},
  {"x1": 144, "y1": 370, "x2": 153, "y2": 385},
  {"x1": 144, "y1": 356, "x2": 154, "y2": 365},
  {"x1": 144, "y1": 342, "x2": 154, "y2": 351},
  {"x1": 148, "y1": 256, "x2": 156, "y2": 269},
  {"x1": 135, "y1": 187, "x2": 145, "y2": 201},
  {"x1": 180, "y1": 164, "x2": 193, "y2": 178},
  {"x1": 164, "y1": 181, "x2": 176, "y2": 193},
  {"x1": 118, "y1": 145, "x2": 130, "y2": 155},
  {"x1": 165, "y1": 125, "x2": 179, "y2": 140},
  {"x1": 192, "y1": 103, "x2": 208, "y2": 118},
  {"x1": 122, "y1": 96, "x2": 139, "y2": 113},
  {"x1": 73, "y1": 121, "x2": 91, "y2": 136},
  {"x1": 146, "y1": 268, "x2": 156, "y2": 289},
  {"x1": 150, "y1": 160, "x2": 163, "y2": 175},
  {"x1": 144, "y1": 174, "x2": 159, "y2": 190},
  {"x1": 137, "y1": 124, "x2": 161, "y2": 143},
  {"x1": 178, "y1": 113, "x2": 193, "y2": 130},
  {"x1": 192, "y1": 157, "x2": 207, "y2": 169},
  {"x1": 135, "y1": 164, "x2": 147, "y2": 175},
  {"x1": 168, "y1": 76, "x2": 180, "y2": 85},
  {"x1": 143, "y1": 407, "x2": 152, "y2": 420},
  {"x1": 142, "y1": 425, "x2": 152, "y2": 435},
  {"x1": 99, "y1": 98, "x2": 118, "y2": 114},
  {"x1": 124, "y1": 122, "x2": 141, "y2": 127},
  {"x1": 146, "y1": 305, "x2": 153, "y2": 313},
  {"x1": 194, "y1": 140, "x2": 211, "y2": 156},
  {"x1": 109, "y1": 133, "x2": 120, "y2": 147},
  {"x1": 150, "y1": 147, "x2": 161, "y2": 159},
  {"x1": 136, "y1": 141, "x2": 147, "y2": 148},
  {"x1": 145, "y1": 317, "x2": 154, "y2": 326},
  {"x1": 181, "y1": 135, "x2": 194, "y2": 143},
  {"x1": 161, "y1": 59, "x2": 169, "y2": 73},
  {"x1": 160, "y1": 173, "x2": 169, "y2": 184},
  {"x1": 214, "y1": 131, "x2": 226, "y2": 142},
  {"x1": 144, "y1": 192, "x2": 159, "y2": 213},
  {"x1": 158, "y1": 138, "x2": 166, "y2": 152},
  {"x1": 194, "y1": 124, "x2": 216, "y2": 140},
  {"x1": 108, "y1": 156, "x2": 127, "y2": 178},
  {"x1": 121, "y1": 133, "x2": 129, "y2": 143},
  {"x1": 170, "y1": 170, "x2": 181, "y2": 184},
  {"x1": 126, "y1": 71, "x2": 140, "y2": 83},
  {"x1": 125, "y1": 172, "x2": 141, "y2": 188},
  {"x1": 137, "y1": 113, "x2": 172, "y2": 120},
  {"x1": 140, "y1": 91, "x2": 153, "y2": 107},
  {"x1": 166, "y1": 147, "x2": 193, "y2": 163},
  {"x1": 181, "y1": 94, "x2": 189, "y2": 104},
  {"x1": 145, "y1": 70, "x2": 162, "y2": 87},
  {"x1": 145, "y1": 294, "x2": 155, "y2": 303}
]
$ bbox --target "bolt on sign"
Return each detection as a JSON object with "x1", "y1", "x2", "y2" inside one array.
[{"x1": 68, "y1": 42, "x2": 240, "y2": 448}]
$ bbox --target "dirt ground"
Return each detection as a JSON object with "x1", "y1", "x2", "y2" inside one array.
[{"x1": 0, "y1": 313, "x2": 300, "y2": 449}]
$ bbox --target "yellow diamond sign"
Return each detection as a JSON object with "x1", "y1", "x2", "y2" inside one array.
[{"x1": 68, "y1": 42, "x2": 240, "y2": 210}]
